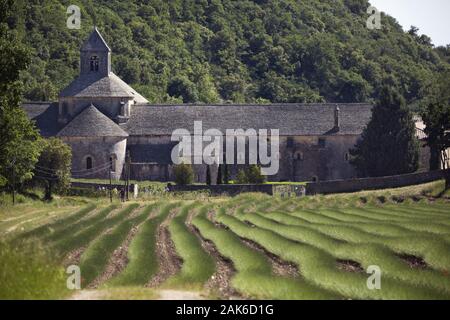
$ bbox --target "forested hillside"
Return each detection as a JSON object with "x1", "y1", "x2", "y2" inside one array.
[{"x1": 7, "y1": 0, "x2": 450, "y2": 104}]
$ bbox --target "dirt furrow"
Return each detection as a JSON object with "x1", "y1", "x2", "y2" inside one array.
[
  {"x1": 240, "y1": 238, "x2": 300, "y2": 278},
  {"x1": 62, "y1": 227, "x2": 114, "y2": 267},
  {"x1": 87, "y1": 224, "x2": 141, "y2": 289},
  {"x1": 187, "y1": 210, "x2": 239, "y2": 299},
  {"x1": 146, "y1": 209, "x2": 182, "y2": 288},
  {"x1": 86, "y1": 206, "x2": 157, "y2": 289}
]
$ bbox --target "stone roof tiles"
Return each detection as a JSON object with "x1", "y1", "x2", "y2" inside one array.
[
  {"x1": 59, "y1": 72, "x2": 148, "y2": 103},
  {"x1": 125, "y1": 103, "x2": 373, "y2": 136},
  {"x1": 56, "y1": 104, "x2": 129, "y2": 138},
  {"x1": 81, "y1": 27, "x2": 111, "y2": 52}
]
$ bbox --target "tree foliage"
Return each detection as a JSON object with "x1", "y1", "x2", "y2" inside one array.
[
  {"x1": 0, "y1": 0, "x2": 41, "y2": 188},
  {"x1": 350, "y1": 86, "x2": 420, "y2": 177},
  {"x1": 6, "y1": 0, "x2": 448, "y2": 104},
  {"x1": 236, "y1": 165, "x2": 266, "y2": 184},
  {"x1": 33, "y1": 138, "x2": 72, "y2": 200},
  {"x1": 421, "y1": 70, "x2": 450, "y2": 170},
  {"x1": 174, "y1": 162, "x2": 194, "y2": 186}
]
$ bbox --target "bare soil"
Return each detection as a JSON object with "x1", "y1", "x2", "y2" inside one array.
[
  {"x1": 146, "y1": 209, "x2": 182, "y2": 287},
  {"x1": 336, "y1": 259, "x2": 364, "y2": 273},
  {"x1": 397, "y1": 253, "x2": 429, "y2": 269},
  {"x1": 240, "y1": 238, "x2": 300, "y2": 278},
  {"x1": 186, "y1": 210, "x2": 239, "y2": 299},
  {"x1": 88, "y1": 224, "x2": 141, "y2": 289}
]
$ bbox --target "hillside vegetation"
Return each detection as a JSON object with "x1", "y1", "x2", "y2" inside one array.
[{"x1": 7, "y1": 0, "x2": 449, "y2": 105}]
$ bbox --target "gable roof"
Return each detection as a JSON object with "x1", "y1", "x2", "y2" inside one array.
[
  {"x1": 81, "y1": 27, "x2": 111, "y2": 52},
  {"x1": 59, "y1": 72, "x2": 148, "y2": 103},
  {"x1": 125, "y1": 103, "x2": 373, "y2": 136},
  {"x1": 57, "y1": 104, "x2": 128, "y2": 138}
]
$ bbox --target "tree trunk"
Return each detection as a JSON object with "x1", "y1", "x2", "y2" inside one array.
[
  {"x1": 45, "y1": 180, "x2": 53, "y2": 201},
  {"x1": 446, "y1": 170, "x2": 450, "y2": 191},
  {"x1": 429, "y1": 145, "x2": 441, "y2": 171}
]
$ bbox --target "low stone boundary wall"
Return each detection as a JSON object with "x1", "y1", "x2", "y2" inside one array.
[
  {"x1": 167, "y1": 184, "x2": 306, "y2": 197},
  {"x1": 305, "y1": 169, "x2": 448, "y2": 195},
  {"x1": 71, "y1": 182, "x2": 138, "y2": 198}
]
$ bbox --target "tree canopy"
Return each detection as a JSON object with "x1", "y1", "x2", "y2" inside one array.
[
  {"x1": 421, "y1": 70, "x2": 450, "y2": 170},
  {"x1": 0, "y1": 0, "x2": 41, "y2": 188},
  {"x1": 350, "y1": 86, "x2": 420, "y2": 177},
  {"x1": 6, "y1": 0, "x2": 449, "y2": 105},
  {"x1": 33, "y1": 138, "x2": 72, "y2": 200}
]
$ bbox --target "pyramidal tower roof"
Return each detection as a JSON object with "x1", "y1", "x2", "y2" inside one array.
[
  {"x1": 81, "y1": 27, "x2": 111, "y2": 52},
  {"x1": 57, "y1": 104, "x2": 128, "y2": 137}
]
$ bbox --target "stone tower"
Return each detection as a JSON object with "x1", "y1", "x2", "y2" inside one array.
[
  {"x1": 58, "y1": 27, "x2": 148, "y2": 125},
  {"x1": 80, "y1": 27, "x2": 111, "y2": 77}
]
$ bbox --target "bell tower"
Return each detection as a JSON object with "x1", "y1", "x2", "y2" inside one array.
[{"x1": 80, "y1": 27, "x2": 111, "y2": 77}]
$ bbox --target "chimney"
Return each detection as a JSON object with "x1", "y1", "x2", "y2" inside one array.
[{"x1": 334, "y1": 106, "x2": 340, "y2": 131}]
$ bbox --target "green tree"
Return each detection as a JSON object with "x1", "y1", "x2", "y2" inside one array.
[
  {"x1": 236, "y1": 169, "x2": 247, "y2": 184},
  {"x1": 173, "y1": 162, "x2": 194, "y2": 186},
  {"x1": 235, "y1": 165, "x2": 266, "y2": 184},
  {"x1": 33, "y1": 138, "x2": 72, "y2": 200},
  {"x1": 217, "y1": 164, "x2": 223, "y2": 185},
  {"x1": 0, "y1": 2, "x2": 41, "y2": 189},
  {"x1": 421, "y1": 70, "x2": 450, "y2": 170},
  {"x1": 245, "y1": 165, "x2": 266, "y2": 184},
  {"x1": 350, "y1": 86, "x2": 420, "y2": 177},
  {"x1": 206, "y1": 165, "x2": 211, "y2": 186}
]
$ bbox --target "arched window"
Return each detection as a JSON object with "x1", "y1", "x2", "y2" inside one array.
[
  {"x1": 86, "y1": 156, "x2": 93, "y2": 170},
  {"x1": 90, "y1": 56, "x2": 99, "y2": 72},
  {"x1": 294, "y1": 151, "x2": 303, "y2": 161},
  {"x1": 110, "y1": 154, "x2": 117, "y2": 172}
]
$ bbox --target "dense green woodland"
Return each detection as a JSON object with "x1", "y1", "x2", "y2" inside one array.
[{"x1": 5, "y1": 0, "x2": 450, "y2": 105}]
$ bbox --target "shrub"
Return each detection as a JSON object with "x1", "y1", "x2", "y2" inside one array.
[
  {"x1": 236, "y1": 169, "x2": 247, "y2": 184},
  {"x1": 174, "y1": 163, "x2": 194, "y2": 185},
  {"x1": 236, "y1": 165, "x2": 266, "y2": 184}
]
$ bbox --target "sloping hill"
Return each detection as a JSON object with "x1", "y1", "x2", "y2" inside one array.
[{"x1": 8, "y1": 0, "x2": 449, "y2": 104}]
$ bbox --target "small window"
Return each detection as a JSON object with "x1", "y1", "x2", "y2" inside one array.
[
  {"x1": 312, "y1": 176, "x2": 319, "y2": 182},
  {"x1": 345, "y1": 153, "x2": 350, "y2": 162},
  {"x1": 287, "y1": 137, "x2": 294, "y2": 148},
  {"x1": 294, "y1": 152, "x2": 303, "y2": 161},
  {"x1": 90, "y1": 56, "x2": 99, "y2": 72},
  {"x1": 86, "y1": 157, "x2": 93, "y2": 170},
  {"x1": 110, "y1": 154, "x2": 117, "y2": 172},
  {"x1": 318, "y1": 138, "x2": 326, "y2": 148}
]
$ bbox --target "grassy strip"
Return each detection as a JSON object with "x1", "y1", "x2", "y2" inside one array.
[
  {"x1": 243, "y1": 212, "x2": 450, "y2": 295},
  {"x1": 192, "y1": 206, "x2": 337, "y2": 300},
  {"x1": 217, "y1": 212, "x2": 449, "y2": 300},
  {"x1": 0, "y1": 207, "x2": 75, "y2": 237},
  {"x1": 286, "y1": 207, "x2": 450, "y2": 236},
  {"x1": 0, "y1": 241, "x2": 69, "y2": 299},
  {"x1": 104, "y1": 203, "x2": 177, "y2": 287},
  {"x1": 52, "y1": 204, "x2": 136, "y2": 257},
  {"x1": 12, "y1": 204, "x2": 96, "y2": 243},
  {"x1": 163, "y1": 202, "x2": 216, "y2": 289},
  {"x1": 264, "y1": 209, "x2": 450, "y2": 270},
  {"x1": 78, "y1": 204, "x2": 147, "y2": 287},
  {"x1": 45, "y1": 204, "x2": 118, "y2": 243}
]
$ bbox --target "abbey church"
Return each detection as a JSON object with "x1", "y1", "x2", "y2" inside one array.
[{"x1": 22, "y1": 28, "x2": 430, "y2": 184}]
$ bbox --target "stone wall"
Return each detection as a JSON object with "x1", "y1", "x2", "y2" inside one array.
[
  {"x1": 167, "y1": 184, "x2": 306, "y2": 197},
  {"x1": 62, "y1": 136, "x2": 127, "y2": 181},
  {"x1": 127, "y1": 134, "x2": 362, "y2": 183},
  {"x1": 305, "y1": 169, "x2": 448, "y2": 195}
]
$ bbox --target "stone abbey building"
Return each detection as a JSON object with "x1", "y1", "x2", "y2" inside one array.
[{"x1": 23, "y1": 28, "x2": 427, "y2": 184}]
